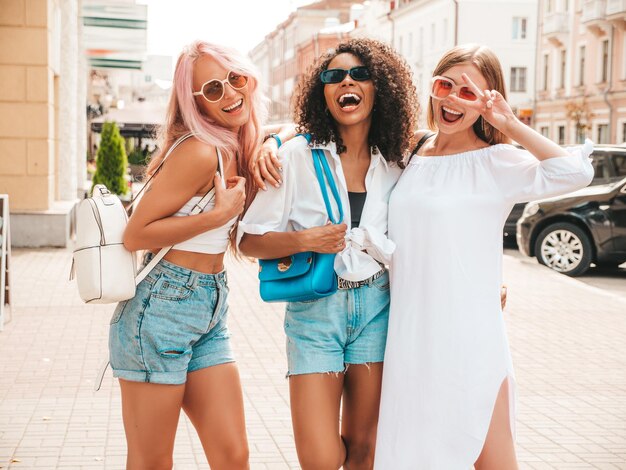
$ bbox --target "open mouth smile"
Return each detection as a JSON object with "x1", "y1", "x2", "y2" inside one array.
[
  {"x1": 222, "y1": 99, "x2": 243, "y2": 113},
  {"x1": 441, "y1": 105, "x2": 463, "y2": 123},
  {"x1": 337, "y1": 93, "x2": 362, "y2": 111}
]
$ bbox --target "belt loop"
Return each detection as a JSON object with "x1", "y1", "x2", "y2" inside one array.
[{"x1": 186, "y1": 272, "x2": 198, "y2": 289}]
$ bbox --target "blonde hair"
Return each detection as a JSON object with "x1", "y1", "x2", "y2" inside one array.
[{"x1": 426, "y1": 44, "x2": 511, "y2": 145}]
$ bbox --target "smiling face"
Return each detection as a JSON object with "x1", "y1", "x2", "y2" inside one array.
[
  {"x1": 323, "y1": 53, "x2": 375, "y2": 129},
  {"x1": 431, "y1": 62, "x2": 488, "y2": 136},
  {"x1": 192, "y1": 55, "x2": 251, "y2": 132}
]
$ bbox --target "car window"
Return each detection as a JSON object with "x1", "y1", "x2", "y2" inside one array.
[
  {"x1": 613, "y1": 154, "x2": 626, "y2": 178},
  {"x1": 591, "y1": 153, "x2": 609, "y2": 184}
]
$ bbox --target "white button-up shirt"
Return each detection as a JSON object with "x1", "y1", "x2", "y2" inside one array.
[{"x1": 238, "y1": 136, "x2": 402, "y2": 282}]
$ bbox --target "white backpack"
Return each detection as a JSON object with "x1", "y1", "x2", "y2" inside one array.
[{"x1": 71, "y1": 133, "x2": 221, "y2": 304}]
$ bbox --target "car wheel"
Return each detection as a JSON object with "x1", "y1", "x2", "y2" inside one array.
[{"x1": 534, "y1": 222, "x2": 592, "y2": 276}]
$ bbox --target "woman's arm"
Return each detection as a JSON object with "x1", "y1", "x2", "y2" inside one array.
[
  {"x1": 253, "y1": 123, "x2": 298, "y2": 190},
  {"x1": 123, "y1": 139, "x2": 246, "y2": 251},
  {"x1": 450, "y1": 73, "x2": 569, "y2": 160},
  {"x1": 240, "y1": 224, "x2": 347, "y2": 259}
]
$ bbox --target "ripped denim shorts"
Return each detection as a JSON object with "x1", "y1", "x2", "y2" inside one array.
[{"x1": 109, "y1": 255, "x2": 233, "y2": 385}]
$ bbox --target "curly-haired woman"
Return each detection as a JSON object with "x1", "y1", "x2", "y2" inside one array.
[{"x1": 238, "y1": 38, "x2": 418, "y2": 469}]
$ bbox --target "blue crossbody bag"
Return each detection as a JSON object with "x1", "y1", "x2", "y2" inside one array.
[{"x1": 258, "y1": 142, "x2": 344, "y2": 303}]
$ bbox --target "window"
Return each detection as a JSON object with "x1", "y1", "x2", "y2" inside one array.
[
  {"x1": 542, "y1": 54, "x2": 550, "y2": 91},
  {"x1": 546, "y1": 0, "x2": 553, "y2": 13},
  {"x1": 560, "y1": 49, "x2": 567, "y2": 89},
  {"x1": 431, "y1": 23, "x2": 436, "y2": 47},
  {"x1": 597, "y1": 124, "x2": 609, "y2": 144},
  {"x1": 512, "y1": 17, "x2": 527, "y2": 40},
  {"x1": 622, "y1": 122, "x2": 626, "y2": 143},
  {"x1": 540, "y1": 126, "x2": 550, "y2": 137},
  {"x1": 578, "y1": 45, "x2": 585, "y2": 86},
  {"x1": 398, "y1": 35, "x2": 404, "y2": 55},
  {"x1": 601, "y1": 39, "x2": 609, "y2": 82},
  {"x1": 442, "y1": 18, "x2": 448, "y2": 44},
  {"x1": 408, "y1": 32, "x2": 413, "y2": 57},
  {"x1": 558, "y1": 125, "x2": 566, "y2": 145},
  {"x1": 510, "y1": 67, "x2": 527, "y2": 92},
  {"x1": 576, "y1": 125, "x2": 586, "y2": 144}
]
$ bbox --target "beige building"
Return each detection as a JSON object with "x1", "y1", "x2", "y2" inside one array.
[
  {"x1": 535, "y1": 0, "x2": 626, "y2": 144},
  {"x1": 0, "y1": 0, "x2": 87, "y2": 247}
]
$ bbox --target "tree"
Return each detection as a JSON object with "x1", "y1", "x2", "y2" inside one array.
[
  {"x1": 565, "y1": 96, "x2": 595, "y2": 144},
  {"x1": 92, "y1": 121, "x2": 129, "y2": 195}
]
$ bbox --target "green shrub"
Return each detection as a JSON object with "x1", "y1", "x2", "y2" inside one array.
[
  {"x1": 127, "y1": 147, "x2": 148, "y2": 166},
  {"x1": 92, "y1": 121, "x2": 128, "y2": 195}
]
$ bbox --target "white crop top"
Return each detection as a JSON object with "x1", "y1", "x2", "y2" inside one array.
[{"x1": 172, "y1": 148, "x2": 237, "y2": 254}]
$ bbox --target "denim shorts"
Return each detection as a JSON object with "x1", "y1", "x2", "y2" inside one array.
[
  {"x1": 284, "y1": 270, "x2": 390, "y2": 376},
  {"x1": 109, "y1": 256, "x2": 233, "y2": 385}
]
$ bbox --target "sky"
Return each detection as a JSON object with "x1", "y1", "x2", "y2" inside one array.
[{"x1": 136, "y1": 0, "x2": 317, "y2": 58}]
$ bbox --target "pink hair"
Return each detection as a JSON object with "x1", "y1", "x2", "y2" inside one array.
[{"x1": 147, "y1": 40, "x2": 268, "y2": 187}]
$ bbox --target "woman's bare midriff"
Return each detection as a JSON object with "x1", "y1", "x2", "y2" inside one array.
[{"x1": 151, "y1": 249, "x2": 226, "y2": 274}]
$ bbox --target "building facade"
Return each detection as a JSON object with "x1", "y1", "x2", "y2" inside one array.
[
  {"x1": 0, "y1": 0, "x2": 87, "y2": 247},
  {"x1": 535, "y1": 0, "x2": 626, "y2": 144}
]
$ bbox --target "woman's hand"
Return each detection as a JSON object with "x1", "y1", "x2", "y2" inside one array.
[
  {"x1": 300, "y1": 223, "x2": 348, "y2": 253},
  {"x1": 447, "y1": 73, "x2": 518, "y2": 134},
  {"x1": 251, "y1": 138, "x2": 283, "y2": 191},
  {"x1": 212, "y1": 173, "x2": 246, "y2": 222}
]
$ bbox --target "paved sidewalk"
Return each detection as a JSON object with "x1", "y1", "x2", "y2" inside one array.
[{"x1": 0, "y1": 248, "x2": 625, "y2": 469}]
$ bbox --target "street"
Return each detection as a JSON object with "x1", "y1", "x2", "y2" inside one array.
[
  {"x1": 504, "y1": 247, "x2": 626, "y2": 303},
  {"x1": 0, "y1": 248, "x2": 625, "y2": 469}
]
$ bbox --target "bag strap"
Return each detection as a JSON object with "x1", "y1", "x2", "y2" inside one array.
[
  {"x1": 134, "y1": 145, "x2": 225, "y2": 286},
  {"x1": 312, "y1": 147, "x2": 344, "y2": 225},
  {"x1": 127, "y1": 132, "x2": 196, "y2": 214},
  {"x1": 406, "y1": 131, "x2": 435, "y2": 165},
  {"x1": 299, "y1": 133, "x2": 344, "y2": 224}
]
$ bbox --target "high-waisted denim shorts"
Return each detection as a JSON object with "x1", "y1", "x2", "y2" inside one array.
[
  {"x1": 109, "y1": 255, "x2": 233, "y2": 385},
  {"x1": 284, "y1": 270, "x2": 390, "y2": 376}
]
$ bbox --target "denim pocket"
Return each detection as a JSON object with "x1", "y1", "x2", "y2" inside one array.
[
  {"x1": 151, "y1": 276, "x2": 193, "y2": 301},
  {"x1": 110, "y1": 300, "x2": 129, "y2": 325}
]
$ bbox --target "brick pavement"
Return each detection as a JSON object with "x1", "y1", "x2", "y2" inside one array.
[{"x1": 0, "y1": 248, "x2": 625, "y2": 469}]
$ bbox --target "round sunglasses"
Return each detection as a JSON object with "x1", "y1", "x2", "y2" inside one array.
[
  {"x1": 430, "y1": 76, "x2": 478, "y2": 101},
  {"x1": 192, "y1": 71, "x2": 248, "y2": 103},
  {"x1": 320, "y1": 66, "x2": 371, "y2": 84}
]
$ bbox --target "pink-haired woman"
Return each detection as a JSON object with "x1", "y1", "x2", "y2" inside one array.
[{"x1": 109, "y1": 41, "x2": 283, "y2": 470}]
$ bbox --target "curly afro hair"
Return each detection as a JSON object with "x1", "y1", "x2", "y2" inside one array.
[{"x1": 293, "y1": 38, "x2": 419, "y2": 164}]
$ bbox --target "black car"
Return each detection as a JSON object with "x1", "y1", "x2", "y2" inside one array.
[
  {"x1": 504, "y1": 144, "x2": 626, "y2": 241},
  {"x1": 516, "y1": 176, "x2": 626, "y2": 276}
]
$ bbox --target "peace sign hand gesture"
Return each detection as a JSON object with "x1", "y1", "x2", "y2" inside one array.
[{"x1": 446, "y1": 73, "x2": 518, "y2": 135}]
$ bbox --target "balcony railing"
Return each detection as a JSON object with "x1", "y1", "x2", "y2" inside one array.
[
  {"x1": 581, "y1": 0, "x2": 607, "y2": 23},
  {"x1": 543, "y1": 12, "x2": 569, "y2": 35},
  {"x1": 606, "y1": 0, "x2": 626, "y2": 16}
]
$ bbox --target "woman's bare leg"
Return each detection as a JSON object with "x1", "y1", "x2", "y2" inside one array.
[
  {"x1": 119, "y1": 379, "x2": 185, "y2": 470},
  {"x1": 289, "y1": 373, "x2": 346, "y2": 470},
  {"x1": 182, "y1": 363, "x2": 249, "y2": 470},
  {"x1": 341, "y1": 362, "x2": 384, "y2": 470},
  {"x1": 474, "y1": 378, "x2": 519, "y2": 470}
]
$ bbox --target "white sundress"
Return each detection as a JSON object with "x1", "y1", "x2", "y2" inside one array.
[{"x1": 374, "y1": 141, "x2": 594, "y2": 469}]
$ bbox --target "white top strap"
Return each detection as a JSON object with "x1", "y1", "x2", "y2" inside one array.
[{"x1": 134, "y1": 145, "x2": 225, "y2": 286}]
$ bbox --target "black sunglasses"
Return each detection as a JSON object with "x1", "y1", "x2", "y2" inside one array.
[{"x1": 320, "y1": 66, "x2": 371, "y2": 84}]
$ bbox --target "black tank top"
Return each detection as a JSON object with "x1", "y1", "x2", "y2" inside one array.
[{"x1": 348, "y1": 191, "x2": 367, "y2": 228}]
